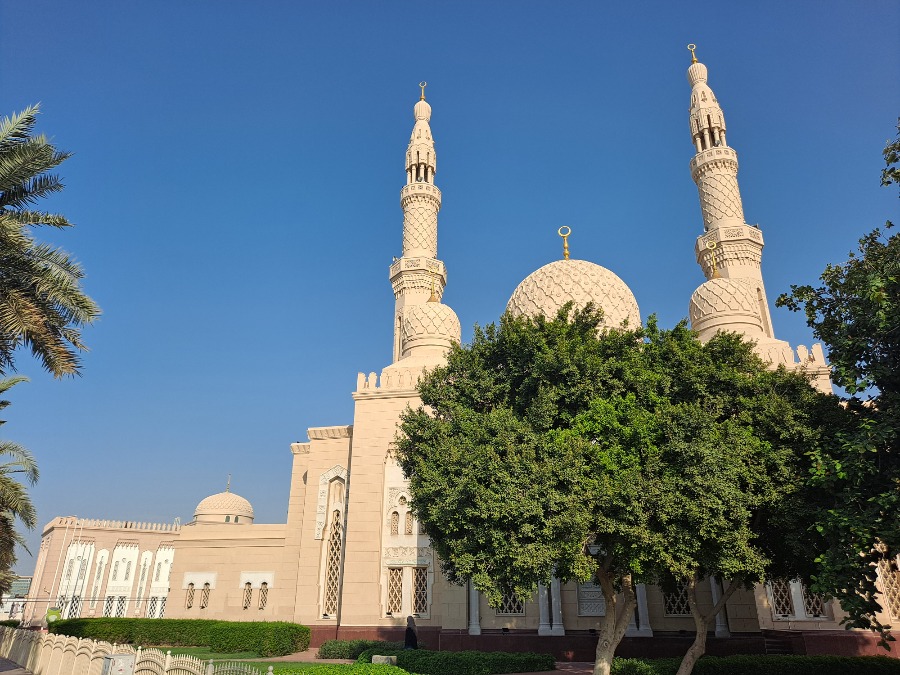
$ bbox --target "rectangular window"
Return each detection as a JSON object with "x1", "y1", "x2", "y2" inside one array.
[
  {"x1": 185, "y1": 584, "x2": 195, "y2": 609},
  {"x1": 663, "y1": 581, "x2": 691, "y2": 616},
  {"x1": 413, "y1": 567, "x2": 428, "y2": 614},
  {"x1": 200, "y1": 583, "x2": 210, "y2": 609},
  {"x1": 243, "y1": 583, "x2": 253, "y2": 610},
  {"x1": 103, "y1": 596, "x2": 114, "y2": 617},
  {"x1": 147, "y1": 597, "x2": 158, "y2": 618},
  {"x1": 67, "y1": 596, "x2": 81, "y2": 619},
  {"x1": 768, "y1": 578, "x2": 830, "y2": 620},
  {"x1": 115, "y1": 596, "x2": 126, "y2": 618},
  {"x1": 577, "y1": 582, "x2": 606, "y2": 616},
  {"x1": 158, "y1": 597, "x2": 167, "y2": 618},
  {"x1": 387, "y1": 567, "x2": 403, "y2": 615},
  {"x1": 258, "y1": 583, "x2": 268, "y2": 610}
]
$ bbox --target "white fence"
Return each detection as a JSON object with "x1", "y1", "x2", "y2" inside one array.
[{"x1": 0, "y1": 627, "x2": 270, "y2": 675}]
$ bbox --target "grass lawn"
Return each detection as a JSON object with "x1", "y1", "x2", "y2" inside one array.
[{"x1": 149, "y1": 646, "x2": 262, "y2": 660}]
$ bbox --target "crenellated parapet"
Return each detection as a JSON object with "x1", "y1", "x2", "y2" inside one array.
[{"x1": 44, "y1": 516, "x2": 181, "y2": 535}]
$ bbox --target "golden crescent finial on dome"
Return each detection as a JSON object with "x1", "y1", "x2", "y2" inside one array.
[
  {"x1": 687, "y1": 44, "x2": 698, "y2": 64},
  {"x1": 419, "y1": 81, "x2": 427, "y2": 101},
  {"x1": 558, "y1": 226, "x2": 572, "y2": 260}
]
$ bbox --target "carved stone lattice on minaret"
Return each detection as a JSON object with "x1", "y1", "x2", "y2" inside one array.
[
  {"x1": 686, "y1": 50, "x2": 774, "y2": 338},
  {"x1": 388, "y1": 84, "x2": 451, "y2": 362}
]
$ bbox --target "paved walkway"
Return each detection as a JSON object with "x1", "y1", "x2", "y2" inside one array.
[{"x1": 0, "y1": 657, "x2": 30, "y2": 675}]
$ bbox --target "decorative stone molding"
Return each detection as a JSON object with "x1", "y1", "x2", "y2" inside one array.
[
  {"x1": 315, "y1": 465, "x2": 348, "y2": 539},
  {"x1": 507, "y1": 259, "x2": 640, "y2": 330},
  {"x1": 181, "y1": 572, "x2": 217, "y2": 589},
  {"x1": 307, "y1": 426, "x2": 352, "y2": 440},
  {"x1": 291, "y1": 442, "x2": 311, "y2": 455},
  {"x1": 383, "y1": 546, "x2": 433, "y2": 566}
]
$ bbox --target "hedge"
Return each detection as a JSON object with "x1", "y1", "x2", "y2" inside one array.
[
  {"x1": 357, "y1": 647, "x2": 555, "y2": 675},
  {"x1": 318, "y1": 640, "x2": 404, "y2": 659},
  {"x1": 0, "y1": 620, "x2": 20, "y2": 628},
  {"x1": 49, "y1": 618, "x2": 310, "y2": 657},
  {"x1": 611, "y1": 655, "x2": 900, "y2": 675},
  {"x1": 247, "y1": 665, "x2": 417, "y2": 675}
]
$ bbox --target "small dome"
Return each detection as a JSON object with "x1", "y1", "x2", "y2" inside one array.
[
  {"x1": 193, "y1": 491, "x2": 254, "y2": 524},
  {"x1": 507, "y1": 259, "x2": 640, "y2": 330},
  {"x1": 414, "y1": 99, "x2": 432, "y2": 121},
  {"x1": 687, "y1": 62, "x2": 708, "y2": 86},
  {"x1": 689, "y1": 277, "x2": 764, "y2": 342},
  {"x1": 401, "y1": 302, "x2": 461, "y2": 358}
]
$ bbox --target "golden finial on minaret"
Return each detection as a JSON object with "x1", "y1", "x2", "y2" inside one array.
[
  {"x1": 558, "y1": 226, "x2": 572, "y2": 260},
  {"x1": 687, "y1": 43, "x2": 698, "y2": 64},
  {"x1": 419, "y1": 81, "x2": 427, "y2": 101},
  {"x1": 706, "y1": 239, "x2": 722, "y2": 278},
  {"x1": 428, "y1": 271, "x2": 438, "y2": 302}
]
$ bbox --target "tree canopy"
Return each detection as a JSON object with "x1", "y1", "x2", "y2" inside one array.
[
  {"x1": 777, "y1": 118, "x2": 900, "y2": 636},
  {"x1": 396, "y1": 307, "x2": 837, "y2": 675},
  {"x1": 0, "y1": 105, "x2": 99, "y2": 377}
]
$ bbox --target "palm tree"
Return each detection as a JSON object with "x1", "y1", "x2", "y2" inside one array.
[
  {"x1": 0, "y1": 105, "x2": 100, "y2": 377},
  {"x1": 0, "y1": 377, "x2": 38, "y2": 595}
]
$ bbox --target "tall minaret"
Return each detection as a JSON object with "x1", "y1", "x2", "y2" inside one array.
[
  {"x1": 686, "y1": 45, "x2": 774, "y2": 338},
  {"x1": 389, "y1": 83, "x2": 448, "y2": 362}
]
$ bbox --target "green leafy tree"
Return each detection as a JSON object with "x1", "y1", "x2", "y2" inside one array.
[
  {"x1": 0, "y1": 105, "x2": 100, "y2": 377},
  {"x1": 777, "y1": 119, "x2": 900, "y2": 637},
  {"x1": 0, "y1": 377, "x2": 38, "y2": 594},
  {"x1": 396, "y1": 307, "x2": 835, "y2": 675}
]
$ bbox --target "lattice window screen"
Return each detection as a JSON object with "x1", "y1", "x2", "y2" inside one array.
[
  {"x1": 158, "y1": 597, "x2": 167, "y2": 618},
  {"x1": 577, "y1": 582, "x2": 606, "y2": 616},
  {"x1": 497, "y1": 591, "x2": 525, "y2": 615},
  {"x1": 802, "y1": 584, "x2": 828, "y2": 618},
  {"x1": 390, "y1": 512, "x2": 399, "y2": 536},
  {"x1": 663, "y1": 581, "x2": 691, "y2": 616},
  {"x1": 185, "y1": 583, "x2": 195, "y2": 609},
  {"x1": 879, "y1": 559, "x2": 900, "y2": 619},
  {"x1": 115, "y1": 596, "x2": 126, "y2": 618},
  {"x1": 243, "y1": 582, "x2": 253, "y2": 609},
  {"x1": 323, "y1": 511, "x2": 343, "y2": 615},
  {"x1": 103, "y1": 596, "x2": 114, "y2": 617},
  {"x1": 770, "y1": 579, "x2": 794, "y2": 618},
  {"x1": 387, "y1": 568, "x2": 403, "y2": 614},
  {"x1": 155, "y1": 562, "x2": 162, "y2": 581},
  {"x1": 147, "y1": 597, "x2": 158, "y2": 618},
  {"x1": 259, "y1": 582, "x2": 268, "y2": 610},
  {"x1": 405, "y1": 512, "x2": 414, "y2": 535},
  {"x1": 67, "y1": 596, "x2": 81, "y2": 618},
  {"x1": 413, "y1": 567, "x2": 428, "y2": 614},
  {"x1": 200, "y1": 583, "x2": 210, "y2": 609}
]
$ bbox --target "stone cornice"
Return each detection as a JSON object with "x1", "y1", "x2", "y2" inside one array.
[{"x1": 307, "y1": 425, "x2": 353, "y2": 441}]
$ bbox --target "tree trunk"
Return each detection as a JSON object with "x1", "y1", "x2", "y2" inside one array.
[
  {"x1": 675, "y1": 576, "x2": 738, "y2": 675},
  {"x1": 593, "y1": 571, "x2": 637, "y2": 675}
]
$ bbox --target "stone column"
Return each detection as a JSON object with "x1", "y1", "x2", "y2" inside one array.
[
  {"x1": 635, "y1": 584, "x2": 653, "y2": 637},
  {"x1": 467, "y1": 580, "x2": 481, "y2": 635},
  {"x1": 709, "y1": 577, "x2": 730, "y2": 637},
  {"x1": 537, "y1": 583, "x2": 552, "y2": 635},
  {"x1": 550, "y1": 577, "x2": 565, "y2": 635}
]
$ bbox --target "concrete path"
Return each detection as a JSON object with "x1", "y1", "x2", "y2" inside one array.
[{"x1": 0, "y1": 657, "x2": 30, "y2": 675}]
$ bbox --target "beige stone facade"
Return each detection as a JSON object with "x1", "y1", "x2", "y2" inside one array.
[{"x1": 24, "y1": 57, "x2": 898, "y2": 656}]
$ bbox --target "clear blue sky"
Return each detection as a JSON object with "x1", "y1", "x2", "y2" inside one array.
[{"x1": 1, "y1": 1, "x2": 898, "y2": 572}]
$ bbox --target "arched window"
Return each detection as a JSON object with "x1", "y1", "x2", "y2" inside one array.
[
  {"x1": 404, "y1": 512, "x2": 414, "y2": 535},
  {"x1": 323, "y1": 510, "x2": 343, "y2": 616},
  {"x1": 390, "y1": 511, "x2": 399, "y2": 536},
  {"x1": 125, "y1": 561, "x2": 132, "y2": 581},
  {"x1": 235, "y1": 516, "x2": 239, "y2": 523},
  {"x1": 112, "y1": 561, "x2": 119, "y2": 581},
  {"x1": 185, "y1": 583, "x2": 195, "y2": 609},
  {"x1": 200, "y1": 582, "x2": 211, "y2": 609},
  {"x1": 242, "y1": 582, "x2": 252, "y2": 610},
  {"x1": 65, "y1": 559, "x2": 75, "y2": 580},
  {"x1": 225, "y1": 516, "x2": 231, "y2": 523},
  {"x1": 154, "y1": 562, "x2": 162, "y2": 582},
  {"x1": 258, "y1": 582, "x2": 268, "y2": 610}
]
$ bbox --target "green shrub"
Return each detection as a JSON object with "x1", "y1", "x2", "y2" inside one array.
[
  {"x1": 357, "y1": 647, "x2": 554, "y2": 675},
  {"x1": 318, "y1": 640, "x2": 405, "y2": 659},
  {"x1": 49, "y1": 618, "x2": 310, "y2": 657},
  {"x1": 254, "y1": 666, "x2": 416, "y2": 675},
  {"x1": 0, "y1": 620, "x2": 21, "y2": 628},
  {"x1": 610, "y1": 655, "x2": 900, "y2": 675}
]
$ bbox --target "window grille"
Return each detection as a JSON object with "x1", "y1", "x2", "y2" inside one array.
[
  {"x1": 387, "y1": 567, "x2": 403, "y2": 614},
  {"x1": 112, "y1": 561, "x2": 119, "y2": 581},
  {"x1": 158, "y1": 597, "x2": 167, "y2": 618},
  {"x1": 259, "y1": 582, "x2": 268, "y2": 610},
  {"x1": 405, "y1": 512, "x2": 414, "y2": 536},
  {"x1": 67, "y1": 596, "x2": 81, "y2": 619},
  {"x1": 115, "y1": 596, "x2": 126, "y2": 618},
  {"x1": 413, "y1": 567, "x2": 428, "y2": 614},
  {"x1": 879, "y1": 559, "x2": 900, "y2": 619},
  {"x1": 57, "y1": 595, "x2": 68, "y2": 617},
  {"x1": 390, "y1": 511, "x2": 399, "y2": 536},
  {"x1": 103, "y1": 596, "x2": 114, "y2": 617},
  {"x1": 185, "y1": 583, "x2": 195, "y2": 609},
  {"x1": 147, "y1": 597, "x2": 158, "y2": 618},
  {"x1": 155, "y1": 562, "x2": 161, "y2": 582},
  {"x1": 243, "y1": 582, "x2": 253, "y2": 609},
  {"x1": 663, "y1": 581, "x2": 691, "y2": 616},
  {"x1": 802, "y1": 583, "x2": 828, "y2": 618},
  {"x1": 770, "y1": 579, "x2": 795, "y2": 618},
  {"x1": 90, "y1": 586, "x2": 101, "y2": 609},
  {"x1": 125, "y1": 561, "x2": 132, "y2": 581},
  {"x1": 323, "y1": 511, "x2": 343, "y2": 616},
  {"x1": 577, "y1": 582, "x2": 606, "y2": 616},
  {"x1": 65, "y1": 559, "x2": 75, "y2": 580},
  {"x1": 140, "y1": 563, "x2": 148, "y2": 583},
  {"x1": 200, "y1": 583, "x2": 210, "y2": 609},
  {"x1": 497, "y1": 591, "x2": 525, "y2": 615},
  {"x1": 78, "y1": 559, "x2": 88, "y2": 579}
]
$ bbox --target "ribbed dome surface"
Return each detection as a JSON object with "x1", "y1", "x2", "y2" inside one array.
[
  {"x1": 687, "y1": 62, "x2": 708, "y2": 86},
  {"x1": 689, "y1": 277, "x2": 764, "y2": 340},
  {"x1": 194, "y1": 491, "x2": 254, "y2": 519},
  {"x1": 414, "y1": 99, "x2": 432, "y2": 121},
  {"x1": 403, "y1": 302, "x2": 461, "y2": 344},
  {"x1": 507, "y1": 259, "x2": 640, "y2": 329}
]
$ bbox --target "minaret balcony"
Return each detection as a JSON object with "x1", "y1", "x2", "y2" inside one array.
[
  {"x1": 400, "y1": 183, "x2": 442, "y2": 200},
  {"x1": 689, "y1": 146, "x2": 738, "y2": 173},
  {"x1": 389, "y1": 256, "x2": 446, "y2": 282}
]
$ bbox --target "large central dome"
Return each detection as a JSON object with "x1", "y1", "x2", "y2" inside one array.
[{"x1": 507, "y1": 259, "x2": 640, "y2": 329}]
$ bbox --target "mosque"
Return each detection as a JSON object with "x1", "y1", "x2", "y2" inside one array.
[{"x1": 23, "y1": 51, "x2": 896, "y2": 658}]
